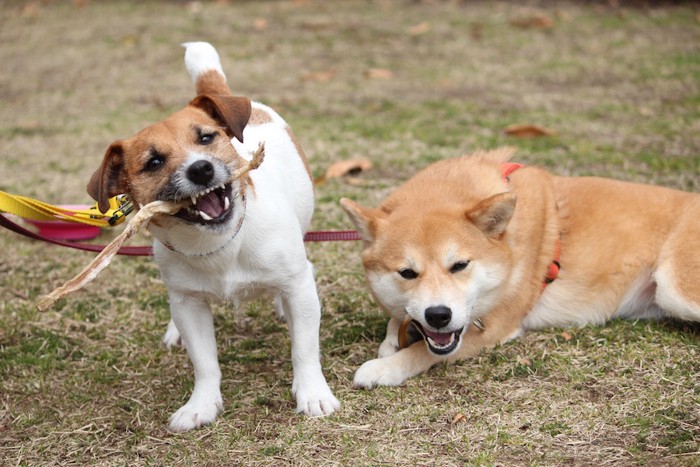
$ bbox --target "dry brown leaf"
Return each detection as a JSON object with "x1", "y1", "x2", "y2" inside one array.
[
  {"x1": 504, "y1": 124, "x2": 556, "y2": 138},
  {"x1": 451, "y1": 413, "x2": 466, "y2": 424},
  {"x1": 408, "y1": 22, "x2": 431, "y2": 36},
  {"x1": 518, "y1": 357, "x2": 531, "y2": 366},
  {"x1": 302, "y1": 70, "x2": 336, "y2": 83},
  {"x1": 561, "y1": 331, "x2": 572, "y2": 341},
  {"x1": 253, "y1": 18, "x2": 268, "y2": 31},
  {"x1": 325, "y1": 158, "x2": 373, "y2": 179},
  {"x1": 364, "y1": 68, "x2": 393, "y2": 80},
  {"x1": 510, "y1": 14, "x2": 554, "y2": 30}
]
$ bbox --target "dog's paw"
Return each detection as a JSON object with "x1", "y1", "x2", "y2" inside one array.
[
  {"x1": 377, "y1": 339, "x2": 399, "y2": 358},
  {"x1": 294, "y1": 382, "x2": 340, "y2": 417},
  {"x1": 353, "y1": 357, "x2": 408, "y2": 389},
  {"x1": 168, "y1": 396, "x2": 224, "y2": 432},
  {"x1": 162, "y1": 319, "x2": 184, "y2": 349}
]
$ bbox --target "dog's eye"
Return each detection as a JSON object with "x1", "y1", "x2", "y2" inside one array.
[
  {"x1": 198, "y1": 132, "x2": 217, "y2": 145},
  {"x1": 144, "y1": 154, "x2": 166, "y2": 172},
  {"x1": 449, "y1": 261, "x2": 470, "y2": 274},
  {"x1": 398, "y1": 268, "x2": 419, "y2": 280}
]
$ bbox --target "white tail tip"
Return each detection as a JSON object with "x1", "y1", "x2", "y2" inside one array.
[{"x1": 182, "y1": 41, "x2": 226, "y2": 83}]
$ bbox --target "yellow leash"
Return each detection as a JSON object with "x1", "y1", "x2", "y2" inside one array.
[{"x1": 0, "y1": 191, "x2": 132, "y2": 227}]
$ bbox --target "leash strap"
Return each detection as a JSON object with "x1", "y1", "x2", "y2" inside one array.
[
  {"x1": 0, "y1": 213, "x2": 360, "y2": 256},
  {"x1": 0, "y1": 213, "x2": 152, "y2": 256}
]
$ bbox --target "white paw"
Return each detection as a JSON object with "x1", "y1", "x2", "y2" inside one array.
[
  {"x1": 353, "y1": 357, "x2": 409, "y2": 389},
  {"x1": 168, "y1": 395, "x2": 223, "y2": 432},
  {"x1": 377, "y1": 338, "x2": 399, "y2": 358},
  {"x1": 293, "y1": 381, "x2": 340, "y2": 417},
  {"x1": 162, "y1": 320, "x2": 184, "y2": 349}
]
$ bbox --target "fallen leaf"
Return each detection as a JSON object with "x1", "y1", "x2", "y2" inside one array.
[
  {"x1": 408, "y1": 22, "x2": 431, "y2": 36},
  {"x1": 560, "y1": 331, "x2": 572, "y2": 341},
  {"x1": 517, "y1": 357, "x2": 531, "y2": 366},
  {"x1": 510, "y1": 14, "x2": 554, "y2": 30},
  {"x1": 301, "y1": 70, "x2": 336, "y2": 83},
  {"x1": 325, "y1": 158, "x2": 373, "y2": 179},
  {"x1": 451, "y1": 413, "x2": 466, "y2": 424},
  {"x1": 504, "y1": 124, "x2": 557, "y2": 138},
  {"x1": 253, "y1": 18, "x2": 268, "y2": 31},
  {"x1": 364, "y1": 68, "x2": 393, "y2": 80},
  {"x1": 470, "y1": 22, "x2": 484, "y2": 41}
]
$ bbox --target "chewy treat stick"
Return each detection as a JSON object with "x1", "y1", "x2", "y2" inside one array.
[
  {"x1": 37, "y1": 143, "x2": 265, "y2": 311},
  {"x1": 37, "y1": 200, "x2": 181, "y2": 311}
]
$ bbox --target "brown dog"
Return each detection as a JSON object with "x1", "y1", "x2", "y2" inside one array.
[{"x1": 341, "y1": 148, "x2": 700, "y2": 387}]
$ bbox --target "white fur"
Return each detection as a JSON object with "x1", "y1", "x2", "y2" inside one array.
[
  {"x1": 182, "y1": 41, "x2": 226, "y2": 84},
  {"x1": 149, "y1": 43, "x2": 339, "y2": 432}
]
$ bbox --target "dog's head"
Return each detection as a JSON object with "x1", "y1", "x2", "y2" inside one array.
[
  {"x1": 341, "y1": 188, "x2": 516, "y2": 356},
  {"x1": 87, "y1": 94, "x2": 251, "y2": 232}
]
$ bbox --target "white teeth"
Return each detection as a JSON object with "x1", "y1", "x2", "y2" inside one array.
[
  {"x1": 191, "y1": 195, "x2": 197, "y2": 204},
  {"x1": 198, "y1": 210, "x2": 212, "y2": 221},
  {"x1": 224, "y1": 196, "x2": 230, "y2": 210}
]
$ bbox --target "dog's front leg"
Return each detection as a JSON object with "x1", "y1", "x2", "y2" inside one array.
[
  {"x1": 354, "y1": 340, "x2": 441, "y2": 388},
  {"x1": 281, "y1": 261, "x2": 340, "y2": 417},
  {"x1": 377, "y1": 316, "x2": 402, "y2": 358},
  {"x1": 166, "y1": 291, "x2": 223, "y2": 432}
]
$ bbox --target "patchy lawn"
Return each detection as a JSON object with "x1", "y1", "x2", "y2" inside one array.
[{"x1": 0, "y1": 1, "x2": 698, "y2": 465}]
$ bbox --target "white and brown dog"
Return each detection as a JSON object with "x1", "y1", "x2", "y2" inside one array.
[
  {"x1": 88, "y1": 42, "x2": 339, "y2": 431},
  {"x1": 341, "y1": 148, "x2": 700, "y2": 388}
]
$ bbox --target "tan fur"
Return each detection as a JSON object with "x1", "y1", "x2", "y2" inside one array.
[
  {"x1": 285, "y1": 126, "x2": 312, "y2": 181},
  {"x1": 342, "y1": 149, "x2": 700, "y2": 388},
  {"x1": 195, "y1": 69, "x2": 231, "y2": 96}
]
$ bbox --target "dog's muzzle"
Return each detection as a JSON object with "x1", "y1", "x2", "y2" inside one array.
[{"x1": 174, "y1": 182, "x2": 235, "y2": 226}]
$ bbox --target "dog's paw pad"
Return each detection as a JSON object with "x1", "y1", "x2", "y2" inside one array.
[
  {"x1": 168, "y1": 399, "x2": 223, "y2": 432},
  {"x1": 295, "y1": 386, "x2": 340, "y2": 417}
]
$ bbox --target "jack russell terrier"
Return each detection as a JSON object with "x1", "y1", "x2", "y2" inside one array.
[{"x1": 88, "y1": 42, "x2": 339, "y2": 431}]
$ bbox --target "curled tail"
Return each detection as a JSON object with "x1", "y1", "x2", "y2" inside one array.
[{"x1": 182, "y1": 41, "x2": 231, "y2": 96}]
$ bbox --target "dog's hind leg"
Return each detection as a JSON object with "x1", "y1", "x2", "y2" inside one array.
[
  {"x1": 274, "y1": 294, "x2": 287, "y2": 322},
  {"x1": 654, "y1": 202, "x2": 700, "y2": 322},
  {"x1": 162, "y1": 319, "x2": 184, "y2": 349}
]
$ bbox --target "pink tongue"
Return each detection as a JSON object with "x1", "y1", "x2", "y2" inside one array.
[
  {"x1": 195, "y1": 192, "x2": 224, "y2": 218},
  {"x1": 424, "y1": 328, "x2": 452, "y2": 346}
]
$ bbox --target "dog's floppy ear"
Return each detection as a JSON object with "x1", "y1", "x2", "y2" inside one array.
[
  {"x1": 340, "y1": 198, "x2": 387, "y2": 243},
  {"x1": 190, "y1": 94, "x2": 252, "y2": 143},
  {"x1": 467, "y1": 192, "x2": 516, "y2": 238},
  {"x1": 87, "y1": 142, "x2": 127, "y2": 214}
]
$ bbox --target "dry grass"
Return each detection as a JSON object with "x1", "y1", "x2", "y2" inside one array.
[{"x1": 1, "y1": 1, "x2": 699, "y2": 465}]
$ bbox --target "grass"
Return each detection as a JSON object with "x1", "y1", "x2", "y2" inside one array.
[{"x1": 1, "y1": 0, "x2": 699, "y2": 465}]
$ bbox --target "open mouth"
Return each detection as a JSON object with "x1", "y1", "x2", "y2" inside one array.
[
  {"x1": 410, "y1": 320, "x2": 464, "y2": 355},
  {"x1": 174, "y1": 183, "x2": 234, "y2": 226}
]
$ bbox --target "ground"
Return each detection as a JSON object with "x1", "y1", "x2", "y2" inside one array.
[{"x1": 0, "y1": 1, "x2": 698, "y2": 465}]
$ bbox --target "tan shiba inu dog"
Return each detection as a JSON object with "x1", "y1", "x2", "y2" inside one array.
[{"x1": 341, "y1": 148, "x2": 700, "y2": 388}]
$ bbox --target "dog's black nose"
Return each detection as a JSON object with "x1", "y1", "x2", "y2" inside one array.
[
  {"x1": 187, "y1": 160, "x2": 214, "y2": 186},
  {"x1": 425, "y1": 305, "x2": 452, "y2": 329}
]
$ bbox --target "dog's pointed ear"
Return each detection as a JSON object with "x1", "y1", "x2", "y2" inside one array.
[
  {"x1": 190, "y1": 94, "x2": 252, "y2": 143},
  {"x1": 87, "y1": 142, "x2": 127, "y2": 214},
  {"x1": 340, "y1": 198, "x2": 387, "y2": 243},
  {"x1": 467, "y1": 192, "x2": 516, "y2": 238}
]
